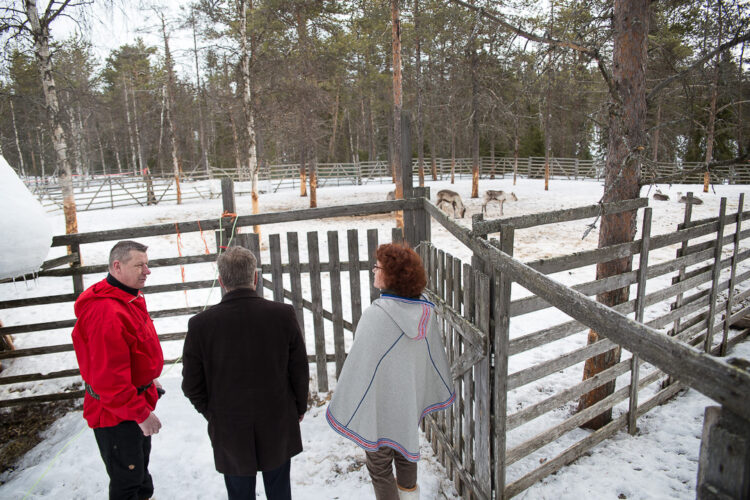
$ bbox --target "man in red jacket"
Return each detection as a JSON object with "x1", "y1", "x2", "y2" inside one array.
[{"x1": 72, "y1": 240, "x2": 164, "y2": 500}]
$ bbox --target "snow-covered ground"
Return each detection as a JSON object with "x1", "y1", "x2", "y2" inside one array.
[{"x1": 1, "y1": 177, "x2": 748, "y2": 499}]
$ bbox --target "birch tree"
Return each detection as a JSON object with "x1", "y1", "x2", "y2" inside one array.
[{"x1": 1, "y1": 0, "x2": 88, "y2": 235}]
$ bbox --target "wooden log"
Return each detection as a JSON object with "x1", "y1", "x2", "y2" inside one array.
[
  {"x1": 328, "y1": 231, "x2": 346, "y2": 379},
  {"x1": 244, "y1": 233, "x2": 263, "y2": 296},
  {"x1": 307, "y1": 232, "x2": 328, "y2": 392}
]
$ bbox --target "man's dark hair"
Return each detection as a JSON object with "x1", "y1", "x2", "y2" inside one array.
[
  {"x1": 109, "y1": 241, "x2": 149, "y2": 269},
  {"x1": 217, "y1": 246, "x2": 257, "y2": 291}
]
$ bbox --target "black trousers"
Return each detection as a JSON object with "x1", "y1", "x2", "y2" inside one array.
[
  {"x1": 224, "y1": 459, "x2": 292, "y2": 500},
  {"x1": 93, "y1": 421, "x2": 154, "y2": 500}
]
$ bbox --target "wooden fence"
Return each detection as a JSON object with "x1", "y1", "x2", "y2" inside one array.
[
  {"x1": 27, "y1": 156, "x2": 748, "y2": 213},
  {"x1": 2, "y1": 187, "x2": 750, "y2": 498},
  {"x1": 418, "y1": 193, "x2": 750, "y2": 498},
  {"x1": 0, "y1": 197, "x2": 419, "y2": 407}
]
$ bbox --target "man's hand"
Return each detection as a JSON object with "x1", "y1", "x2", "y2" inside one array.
[{"x1": 138, "y1": 412, "x2": 162, "y2": 436}]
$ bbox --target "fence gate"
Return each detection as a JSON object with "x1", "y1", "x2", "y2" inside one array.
[{"x1": 418, "y1": 243, "x2": 493, "y2": 500}]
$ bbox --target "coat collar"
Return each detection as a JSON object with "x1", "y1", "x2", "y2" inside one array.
[{"x1": 221, "y1": 288, "x2": 259, "y2": 302}]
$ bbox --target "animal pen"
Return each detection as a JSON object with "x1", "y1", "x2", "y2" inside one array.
[{"x1": 1, "y1": 183, "x2": 750, "y2": 499}]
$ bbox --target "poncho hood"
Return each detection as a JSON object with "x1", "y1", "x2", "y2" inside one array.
[{"x1": 375, "y1": 292, "x2": 434, "y2": 340}]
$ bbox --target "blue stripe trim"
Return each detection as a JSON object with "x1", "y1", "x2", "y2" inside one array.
[
  {"x1": 425, "y1": 337, "x2": 453, "y2": 395},
  {"x1": 345, "y1": 333, "x2": 405, "y2": 427},
  {"x1": 327, "y1": 408, "x2": 421, "y2": 462},
  {"x1": 380, "y1": 293, "x2": 435, "y2": 307}
]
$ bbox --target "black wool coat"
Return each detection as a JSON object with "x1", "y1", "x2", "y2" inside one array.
[{"x1": 181, "y1": 288, "x2": 309, "y2": 475}]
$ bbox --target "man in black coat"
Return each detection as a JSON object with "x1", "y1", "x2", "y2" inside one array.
[{"x1": 182, "y1": 246, "x2": 309, "y2": 500}]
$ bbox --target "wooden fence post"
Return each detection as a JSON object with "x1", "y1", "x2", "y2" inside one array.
[
  {"x1": 307, "y1": 231, "x2": 328, "y2": 392},
  {"x1": 704, "y1": 198, "x2": 728, "y2": 353},
  {"x1": 672, "y1": 192, "x2": 695, "y2": 339},
  {"x1": 721, "y1": 194, "x2": 744, "y2": 356},
  {"x1": 412, "y1": 186, "x2": 431, "y2": 247},
  {"x1": 287, "y1": 232, "x2": 305, "y2": 340},
  {"x1": 494, "y1": 224, "x2": 514, "y2": 499},
  {"x1": 628, "y1": 207, "x2": 652, "y2": 434},
  {"x1": 70, "y1": 242, "x2": 84, "y2": 296},
  {"x1": 697, "y1": 405, "x2": 750, "y2": 499},
  {"x1": 221, "y1": 176, "x2": 236, "y2": 216}
]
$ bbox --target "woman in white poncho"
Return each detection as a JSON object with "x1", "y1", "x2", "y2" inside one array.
[{"x1": 327, "y1": 243, "x2": 455, "y2": 500}]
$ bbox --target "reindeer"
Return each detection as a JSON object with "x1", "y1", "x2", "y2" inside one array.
[
  {"x1": 678, "y1": 193, "x2": 704, "y2": 205},
  {"x1": 653, "y1": 189, "x2": 669, "y2": 201},
  {"x1": 482, "y1": 190, "x2": 518, "y2": 215},
  {"x1": 386, "y1": 190, "x2": 395, "y2": 201},
  {"x1": 436, "y1": 189, "x2": 466, "y2": 218},
  {"x1": 0, "y1": 320, "x2": 13, "y2": 373}
]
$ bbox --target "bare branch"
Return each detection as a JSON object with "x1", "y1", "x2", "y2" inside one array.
[
  {"x1": 448, "y1": 0, "x2": 617, "y2": 102},
  {"x1": 647, "y1": 30, "x2": 750, "y2": 104}
]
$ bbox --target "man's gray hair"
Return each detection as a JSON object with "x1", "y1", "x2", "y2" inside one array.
[
  {"x1": 217, "y1": 246, "x2": 257, "y2": 290},
  {"x1": 109, "y1": 240, "x2": 148, "y2": 269}
]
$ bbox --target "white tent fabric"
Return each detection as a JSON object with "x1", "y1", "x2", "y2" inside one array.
[{"x1": 0, "y1": 155, "x2": 53, "y2": 280}]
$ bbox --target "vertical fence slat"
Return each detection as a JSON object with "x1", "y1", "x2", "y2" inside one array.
[
  {"x1": 475, "y1": 271, "x2": 492, "y2": 498},
  {"x1": 246, "y1": 232, "x2": 263, "y2": 297},
  {"x1": 451, "y1": 256, "x2": 463, "y2": 495},
  {"x1": 328, "y1": 231, "x2": 346, "y2": 379},
  {"x1": 722, "y1": 194, "x2": 744, "y2": 355},
  {"x1": 287, "y1": 232, "x2": 305, "y2": 339},
  {"x1": 367, "y1": 229, "x2": 379, "y2": 303},
  {"x1": 347, "y1": 229, "x2": 362, "y2": 335},
  {"x1": 462, "y1": 262, "x2": 476, "y2": 500},
  {"x1": 392, "y1": 226, "x2": 403, "y2": 244},
  {"x1": 629, "y1": 207, "x2": 652, "y2": 434},
  {"x1": 495, "y1": 225, "x2": 514, "y2": 499},
  {"x1": 70, "y1": 243, "x2": 84, "y2": 296},
  {"x1": 307, "y1": 231, "x2": 328, "y2": 392},
  {"x1": 704, "y1": 198, "x2": 728, "y2": 352},
  {"x1": 672, "y1": 192, "x2": 695, "y2": 336},
  {"x1": 269, "y1": 234, "x2": 284, "y2": 302},
  {"x1": 444, "y1": 254, "x2": 455, "y2": 479}
]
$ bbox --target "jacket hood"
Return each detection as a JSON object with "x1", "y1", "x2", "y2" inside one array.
[
  {"x1": 74, "y1": 279, "x2": 141, "y2": 318},
  {"x1": 373, "y1": 293, "x2": 435, "y2": 339}
]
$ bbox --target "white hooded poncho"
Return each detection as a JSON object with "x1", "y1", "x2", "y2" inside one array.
[{"x1": 326, "y1": 293, "x2": 455, "y2": 461}]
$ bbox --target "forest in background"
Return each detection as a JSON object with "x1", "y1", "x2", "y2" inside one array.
[{"x1": 0, "y1": 0, "x2": 747, "y2": 181}]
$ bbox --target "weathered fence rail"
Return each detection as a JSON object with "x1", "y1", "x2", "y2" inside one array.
[{"x1": 418, "y1": 192, "x2": 750, "y2": 499}]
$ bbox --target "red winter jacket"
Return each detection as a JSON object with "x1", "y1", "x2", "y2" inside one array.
[{"x1": 72, "y1": 278, "x2": 164, "y2": 428}]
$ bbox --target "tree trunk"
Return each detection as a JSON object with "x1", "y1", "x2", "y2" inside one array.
[
  {"x1": 239, "y1": 0, "x2": 259, "y2": 223},
  {"x1": 131, "y1": 81, "x2": 155, "y2": 204},
  {"x1": 192, "y1": 13, "x2": 211, "y2": 179},
  {"x1": 309, "y1": 155, "x2": 317, "y2": 208},
  {"x1": 161, "y1": 17, "x2": 182, "y2": 204},
  {"x1": 704, "y1": 0, "x2": 723, "y2": 193},
  {"x1": 37, "y1": 128, "x2": 47, "y2": 178},
  {"x1": 414, "y1": 0, "x2": 425, "y2": 188},
  {"x1": 391, "y1": 0, "x2": 404, "y2": 229},
  {"x1": 578, "y1": 0, "x2": 648, "y2": 430},
  {"x1": 25, "y1": 0, "x2": 78, "y2": 235},
  {"x1": 328, "y1": 87, "x2": 340, "y2": 162},
  {"x1": 450, "y1": 132, "x2": 456, "y2": 184},
  {"x1": 123, "y1": 81, "x2": 138, "y2": 175},
  {"x1": 470, "y1": 31, "x2": 480, "y2": 198},
  {"x1": 514, "y1": 110, "x2": 519, "y2": 185},
  {"x1": 652, "y1": 100, "x2": 661, "y2": 162},
  {"x1": 10, "y1": 99, "x2": 25, "y2": 176}
]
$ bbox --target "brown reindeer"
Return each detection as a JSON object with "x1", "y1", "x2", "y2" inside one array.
[
  {"x1": 0, "y1": 319, "x2": 14, "y2": 372},
  {"x1": 678, "y1": 194, "x2": 704, "y2": 205},
  {"x1": 482, "y1": 190, "x2": 518, "y2": 215},
  {"x1": 653, "y1": 189, "x2": 669, "y2": 201},
  {"x1": 436, "y1": 189, "x2": 466, "y2": 218}
]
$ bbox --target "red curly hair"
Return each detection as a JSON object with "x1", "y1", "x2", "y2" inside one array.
[{"x1": 375, "y1": 243, "x2": 427, "y2": 298}]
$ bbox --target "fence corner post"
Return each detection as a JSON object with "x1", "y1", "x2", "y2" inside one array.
[{"x1": 697, "y1": 404, "x2": 750, "y2": 499}]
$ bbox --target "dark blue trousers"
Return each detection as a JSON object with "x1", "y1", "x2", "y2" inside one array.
[{"x1": 224, "y1": 459, "x2": 292, "y2": 500}]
